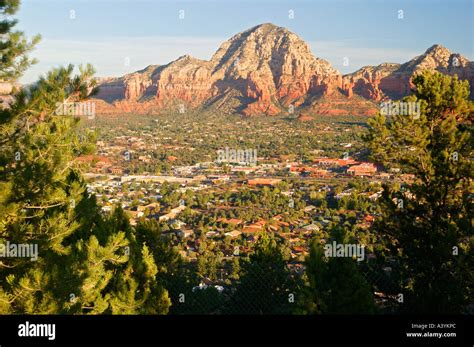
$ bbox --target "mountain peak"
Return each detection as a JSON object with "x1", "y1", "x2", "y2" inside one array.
[
  {"x1": 175, "y1": 54, "x2": 195, "y2": 62},
  {"x1": 210, "y1": 22, "x2": 332, "y2": 71},
  {"x1": 221, "y1": 22, "x2": 297, "y2": 50},
  {"x1": 424, "y1": 44, "x2": 451, "y2": 56},
  {"x1": 250, "y1": 22, "x2": 280, "y2": 29},
  {"x1": 246, "y1": 22, "x2": 286, "y2": 33},
  {"x1": 398, "y1": 44, "x2": 470, "y2": 73},
  {"x1": 208, "y1": 22, "x2": 339, "y2": 114},
  {"x1": 92, "y1": 24, "x2": 474, "y2": 115}
]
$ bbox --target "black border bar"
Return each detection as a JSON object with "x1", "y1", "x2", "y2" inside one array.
[{"x1": 0, "y1": 314, "x2": 472, "y2": 345}]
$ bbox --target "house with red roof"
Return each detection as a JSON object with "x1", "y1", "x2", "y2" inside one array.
[{"x1": 347, "y1": 163, "x2": 377, "y2": 176}]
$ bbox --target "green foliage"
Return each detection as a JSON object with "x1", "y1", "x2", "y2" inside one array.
[
  {"x1": 225, "y1": 234, "x2": 298, "y2": 314},
  {"x1": 0, "y1": 1, "x2": 171, "y2": 314},
  {"x1": 0, "y1": 0, "x2": 40, "y2": 81},
  {"x1": 0, "y1": 65, "x2": 99, "y2": 313},
  {"x1": 363, "y1": 70, "x2": 473, "y2": 313},
  {"x1": 299, "y1": 226, "x2": 375, "y2": 314}
]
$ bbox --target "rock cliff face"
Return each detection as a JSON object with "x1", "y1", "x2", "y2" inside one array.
[
  {"x1": 155, "y1": 55, "x2": 216, "y2": 107},
  {"x1": 207, "y1": 23, "x2": 340, "y2": 115},
  {"x1": 342, "y1": 45, "x2": 474, "y2": 101},
  {"x1": 342, "y1": 63, "x2": 401, "y2": 101},
  {"x1": 91, "y1": 25, "x2": 473, "y2": 116},
  {"x1": 92, "y1": 23, "x2": 341, "y2": 115},
  {"x1": 94, "y1": 65, "x2": 159, "y2": 103}
]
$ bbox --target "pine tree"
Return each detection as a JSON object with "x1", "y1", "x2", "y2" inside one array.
[
  {"x1": 363, "y1": 70, "x2": 473, "y2": 313},
  {"x1": 72, "y1": 207, "x2": 171, "y2": 314},
  {"x1": 299, "y1": 226, "x2": 375, "y2": 314},
  {"x1": 134, "y1": 219, "x2": 191, "y2": 314},
  {"x1": 0, "y1": 0, "x2": 40, "y2": 81},
  {"x1": 225, "y1": 234, "x2": 297, "y2": 314},
  {"x1": 0, "y1": 47, "x2": 99, "y2": 313},
  {"x1": 0, "y1": 0, "x2": 171, "y2": 314}
]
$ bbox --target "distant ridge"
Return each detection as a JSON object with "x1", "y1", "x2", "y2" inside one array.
[{"x1": 91, "y1": 24, "x2": 473, "y2": 116}]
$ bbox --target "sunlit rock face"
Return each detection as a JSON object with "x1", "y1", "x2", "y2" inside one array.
[{"x1": 91, "y1": 25, "x2": 473, "y2": 116}]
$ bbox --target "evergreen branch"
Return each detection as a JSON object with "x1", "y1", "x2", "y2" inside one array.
[{"x1": 23, "y1": 201, "x2": 65, "y2": 209}]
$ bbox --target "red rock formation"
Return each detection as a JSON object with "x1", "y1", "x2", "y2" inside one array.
[
  {"x1": 93, "y1": 23, "x2": 342, "y2": 116},
  {"x1": 91, "y1": 26, "x2": 473, "y2": 116},
  {"x1": 124, "y1": 74, "x2": 152, "y2": 101},
  {"x1": 209, "y1": 23, "x2": 340, "y2": 108},
  {"x1": 343, "y1": 45, "x2": 474, "y2": 101},
  {"x1": 155, "y1": 55, "x2": 216, "y2": 107},
  {"x1": 309, "y1": 91, "x2": 378, "y2": 116},
  {"x1": 342, "y1": 63, "x2": 400, "y2": 101},
  {"x1": 296, "y1": 113, "x2": 314, "y2": 121}
]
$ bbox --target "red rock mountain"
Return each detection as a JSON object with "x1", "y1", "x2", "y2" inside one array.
[
  {"x1": 342, "y1": 44, "x2": 474, "y2": 101},
  {"x1": 92, "y1": 24, "x2": 473, "y2": 116}
]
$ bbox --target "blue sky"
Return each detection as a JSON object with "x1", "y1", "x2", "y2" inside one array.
[{"x1": 17, "y1": 0, "x2": 473, "y2": 83}]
